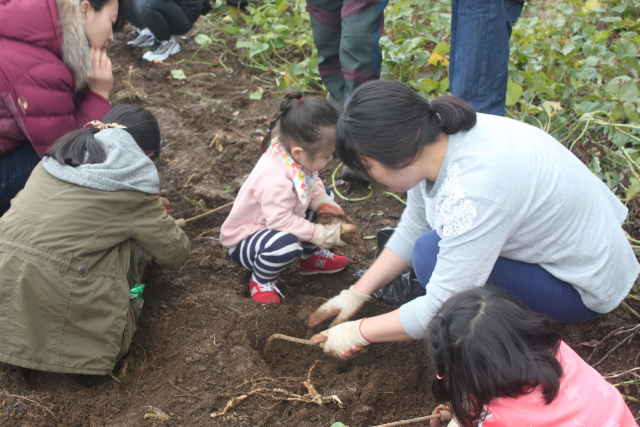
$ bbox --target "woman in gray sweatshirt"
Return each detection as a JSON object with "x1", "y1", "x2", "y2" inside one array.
[{"x1": 307, "y1": 80, "x2": 640, "y2": 359}]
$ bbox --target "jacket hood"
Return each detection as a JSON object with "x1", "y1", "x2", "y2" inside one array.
[
  {"x1": 0, "y1": 0, "x2": 92, "y2": 90},
  {"x1": 42, "y1": 128, "x2": 160, "y2": 194}
]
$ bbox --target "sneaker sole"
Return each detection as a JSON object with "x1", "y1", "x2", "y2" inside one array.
[
  {"x1": 129, "y1": 39, "x2": 155, "y2": 47},
  {"x1": 298, "y1": 266, "x2": 347, "y2": 275},
  {"x1": 143, "y1": 42, "x2": 181, "y2": 62}
]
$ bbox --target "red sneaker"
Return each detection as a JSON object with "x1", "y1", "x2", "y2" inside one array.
[
  {"x1": 298, "y1": 249, "x2": 349, "y2": 275},
  {"x1": 249, "y1": 280, "x2": 282, "y2": 305}
]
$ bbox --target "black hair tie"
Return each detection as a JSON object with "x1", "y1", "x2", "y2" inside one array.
[{"x1": 427, "y1": 99, "x2": 442, "y2": 126}]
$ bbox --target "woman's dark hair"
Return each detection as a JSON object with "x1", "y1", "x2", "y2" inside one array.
[
  {"x1": 46, "y1": 104, "x2": 162, "y2": 167},
  {"x1": 428, "y1": 287, "x2": 563, "y2": 427},
  {"x1": 260, "y1": 91, "x2": 340, "y2": 159},
  {"x1": 88, "y1": 0, "x2": 128, "y2": 31},
  {"x1": 336, "y1": 79, "x2": 477, "y2": 176}
]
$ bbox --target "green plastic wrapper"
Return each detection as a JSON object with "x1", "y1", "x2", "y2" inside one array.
[{"x1": 130, "y1": 283, "x2": 145, "y2": 299}]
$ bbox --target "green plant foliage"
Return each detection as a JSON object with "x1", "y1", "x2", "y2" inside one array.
[{"x1": 199, "y1": 0, "x2": 640, "y2": 241}]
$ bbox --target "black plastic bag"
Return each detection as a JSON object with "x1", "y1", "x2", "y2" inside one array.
[{"x1": 353, "y1": 227, "x2": 425, "y2": 307}]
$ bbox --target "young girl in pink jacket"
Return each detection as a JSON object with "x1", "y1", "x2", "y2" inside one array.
[
  {"x1": 220, "y1": 92, "x2": 352, "y2": 304},
  {"x1": 428, "y1": 287, "x2": 636, "y2": 427}
]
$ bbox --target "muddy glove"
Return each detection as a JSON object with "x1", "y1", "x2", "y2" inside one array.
[
  {"x1": 309, "y1": 223, "x2": 348, "y2": 249},
  {"x1": 308, "y1": 285, "x2": 373, "y2": 328},
  {"x1": 310, "y1": 319, "x2": 370, "y2": 359},
  {"x1": 309, "y1": 193, "x2": 354, "y2": 224}
]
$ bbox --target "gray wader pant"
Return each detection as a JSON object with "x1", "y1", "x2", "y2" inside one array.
[{"x1": 306, "y1": 0, "x2": 389, "y2": 107}]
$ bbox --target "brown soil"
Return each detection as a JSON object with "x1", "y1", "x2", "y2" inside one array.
[{"x1": 2, "y1": 23, "x2": 640, "y2": 427}]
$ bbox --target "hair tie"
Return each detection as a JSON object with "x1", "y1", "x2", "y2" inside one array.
[
  {"x1": 267, "y1": 129, "x2": 272, "y2": 133},
  {"x1": 298, "y1": 97, "x2": 304, "y2": 101},
  {"x1": 84, "y1": 120, "x2": 127, "y2": 131},
  {"x1": 437, "y1": 373, "x2": 444, "y2": 380}
]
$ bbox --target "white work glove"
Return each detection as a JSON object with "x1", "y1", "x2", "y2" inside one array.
[
  {"x1": 310, "y1": 319, "x2": 370, "y2": 359},
  {"x1": 309, "y1": 193, "x2": 354, "y2": 224},
  {"x1": 309, "y1": 223, "x2": 348, "y2": 249},
  {"x1": 307, "y1": 285, "x2": 373, "y2": 328}
]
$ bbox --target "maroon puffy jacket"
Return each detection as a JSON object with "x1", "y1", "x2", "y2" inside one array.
[{"x1": 0, "y1": 0, "x2": 111, "y2": 157}]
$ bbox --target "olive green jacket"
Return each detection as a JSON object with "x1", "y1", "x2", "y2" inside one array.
[{"x1": 0, "y1": 164, "x2": 190, "y2": 375}]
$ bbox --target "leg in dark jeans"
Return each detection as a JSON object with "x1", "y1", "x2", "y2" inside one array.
[
  {"x1": 449, "y1": 0, "x2": 524, "y2": 116},
  {"x1": 129, "y1": 0, "x2": 193, "y2": 41},
  {"x1": 0, "y1": 143, "x2": 41, "y2": 216},
  {"x1": 412, "y1": 230, "x2": 600, "y2": 323}
]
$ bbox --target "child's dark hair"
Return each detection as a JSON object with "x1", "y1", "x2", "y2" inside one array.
[
  {"x1": 46, "y1": 104, "x2": 162, "y2": 167},
  {"x1": 428, "y1": 287, "x2": 563, "y2": 427},
  {"x1": 336, "y1": 80, "x2": 477, "y2": 176},
  {"x1": 260, "y1": 91, "x2": 340, "y2": 158}
]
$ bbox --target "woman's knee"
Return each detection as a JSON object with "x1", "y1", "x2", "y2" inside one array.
[{"x1": 412, "y1": 230, "x2": 441, "y2": 286}]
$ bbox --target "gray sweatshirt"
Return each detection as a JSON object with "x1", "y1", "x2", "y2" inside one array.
[
  {"x1": 387, "y1": 113, "x2": 640, "y2": 339},
  {"x1": 42, "y1": 128, "x2": 160, "y2": 194}
]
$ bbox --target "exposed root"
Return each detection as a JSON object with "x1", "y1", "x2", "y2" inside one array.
[
  {"x1": 211, "y1": 361, "x2": 342, "y2": 418},
  {"x1": 587, "y1": 324, "x2": 640, "y2": 367},
  {"x1": 1, "y1": 391, "x2": 55, "y2": 418},
  {"x1": 125, "y1": 65, "x2": 146, "y2": 101}
]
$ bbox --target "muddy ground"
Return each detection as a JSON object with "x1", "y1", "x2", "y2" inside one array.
[{"x1": 2, "y1": 20, "x2": 640, "y2": 427}]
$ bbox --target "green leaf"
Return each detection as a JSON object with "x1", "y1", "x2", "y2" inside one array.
[
  {"x1": 250, "y1": 87, "x2": 264, "y2": 100},
  {"x1": 561, "y1": 43, "x2": 575, "y2": 56},
  {"x1": 505, "y1": 80, "x2": 523, "y2": 106},
  {"x1": 552, "y1": 3, "x2": 574, "y2": 15},
  {"x1": 626, "y1": 177, "x2": 640, "y2": 202},
  {"x1": 221, "y1": 25, "x2": 240, "y2": 35},
  {"x1": 606, "y1": 77, "x2": 638, "y2": 102},
  {"x1": 194, "y1": 34, "x2": 212, "y2": 46},
  {"x1": 170, "y1": 69, "x2": 187, "y2": 80},
  {"x1": 249, "y1": 42, "x2": 269, "y2": 57},
  {"x1": 438, "y1": 77, "x2": 450, "y2": 93}
]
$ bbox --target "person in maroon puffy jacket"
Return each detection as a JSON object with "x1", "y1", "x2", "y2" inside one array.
[{"x1": 0, "y1": 0, "x2": 127, "y2": 216}]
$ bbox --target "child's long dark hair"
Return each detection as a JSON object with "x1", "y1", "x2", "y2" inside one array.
[
  {"x1": 428, "y1": 287, "x2": 563, "y2": 427},
  {"x1": 260, "y1": 91, "x2": 339, "y2": 158},
  {"x1": 336, "y1": 80, "x2": 477, "y2": 175},
  {"x1": 46, "y1": 104, "x2": 162, "y2": 167}
]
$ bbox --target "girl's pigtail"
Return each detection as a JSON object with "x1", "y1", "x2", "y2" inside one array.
[
  {"x1": 45, "y1": 128, "x2": 107, "y2": 167},
  {"x1": 260, "y1": 91, "x2": 304, "y2": 153}
]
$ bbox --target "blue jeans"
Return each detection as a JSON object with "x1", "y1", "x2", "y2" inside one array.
[
  {"x1": 413, "y1": 231, "x2": 600, "y2": 323},
  {"x1": 0, "y1": 143, "x2": 41, "y2": 216},
  {"x1": 449, "y1": 0, "x2": 524, "y2": 116}
]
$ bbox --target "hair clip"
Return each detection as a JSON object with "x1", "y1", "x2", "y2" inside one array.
[
  {"x1": 84, "y1": 120, "x2": 127, "y2": 130},
  {"x1": 267, "y1": 129, "x2": 272, "y2": 133},
  {"x1": 437, "y1": 374, "x2": 444, "y2": 380}
]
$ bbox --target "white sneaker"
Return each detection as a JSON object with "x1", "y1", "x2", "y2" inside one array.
[
  {"x1": 143, "y1": 36, "x2": 180, "y2": 62},
  {"x1": 128, "y1": 28, "x2": 155, "y2": 47}
]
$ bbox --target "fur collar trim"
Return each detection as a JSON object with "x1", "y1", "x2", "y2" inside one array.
[{"x1": 56, "y1": 0, "x2": 92, "y2": 91}]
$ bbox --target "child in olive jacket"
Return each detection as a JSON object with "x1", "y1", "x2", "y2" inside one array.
[{"x1": 0, "y1": 105, "x2": 190, "y2": 375}]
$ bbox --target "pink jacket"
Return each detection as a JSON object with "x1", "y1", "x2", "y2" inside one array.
[
  {"x1": 482, "y1": 341, "x2": 637, "y2": 427},
  {"x1": 0, "y1": 0, "x2": 111, "y2": 156},
  {"x1": 221, "y1": 150, "x2": 326, "y2": 247}
]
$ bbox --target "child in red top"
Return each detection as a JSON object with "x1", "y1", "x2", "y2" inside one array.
[
  {"x1": 428, "y1": 287, "x2": 637, "y2": 427},
  {"x1": 221, "y1": 92, "x2": 353, "y2": 305}
]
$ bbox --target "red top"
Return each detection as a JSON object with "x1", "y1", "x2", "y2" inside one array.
[
  {"x1": 0, "y1": 0, "x2": 111, "y2": 156},
  {"x1": 481, "y1": 341, "x2": 637, "y2": 427}
]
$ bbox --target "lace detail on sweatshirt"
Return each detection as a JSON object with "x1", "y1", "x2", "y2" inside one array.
[{"x1": 421, "y1": 162, "x2": 477, "y2": 237}]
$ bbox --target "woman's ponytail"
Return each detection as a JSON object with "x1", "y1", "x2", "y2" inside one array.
[
  {"x1": 45, "y1": 128, "x2": 107, "y2": 167},
  {"x1": 260, "y1": 91, "x2": 304, "y2": 153},
  {"x1": 429, "y1": 97, "x2": 476, "y2": 135}
]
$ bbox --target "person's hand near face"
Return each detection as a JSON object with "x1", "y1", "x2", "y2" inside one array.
[{"x1": 81, "y1": 0, "x2": 118, "y2": 100}]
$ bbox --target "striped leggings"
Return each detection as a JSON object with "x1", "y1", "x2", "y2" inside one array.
[
  {"x1": 228, "y1": 189, "x2": 333, "y2": 283},
  {"x1": 229, "y1": 230, "x2": 318, "y2": 283}
]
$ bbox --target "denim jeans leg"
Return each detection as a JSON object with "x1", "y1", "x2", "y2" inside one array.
[
  {"x1": 0, "y1": 143, "x2": 41, "y2": 216},
  {"x1": 449, "y1": 0, "x2": 524, "y2": 116}
]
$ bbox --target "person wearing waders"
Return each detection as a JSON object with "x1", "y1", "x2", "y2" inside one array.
[{"x1": 306, "y1": 0, "x2": 388, "y2": 108}]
